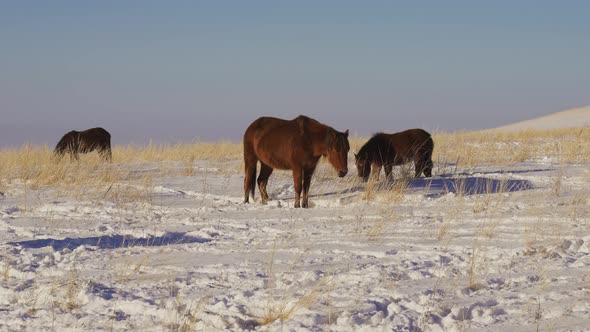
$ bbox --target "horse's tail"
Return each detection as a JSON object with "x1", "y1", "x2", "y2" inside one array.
[{"x1": 243, "y1": 133, "x2": 257, "y2": 203}]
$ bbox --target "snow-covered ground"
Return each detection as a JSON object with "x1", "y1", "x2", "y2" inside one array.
[{"x1": 1, "y1": 150, "x2": 589, "y2": 331}]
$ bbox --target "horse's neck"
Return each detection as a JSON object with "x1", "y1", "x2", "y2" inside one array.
[{"x1": 370, "y1": 136, "x2": 388, "y2": 160}]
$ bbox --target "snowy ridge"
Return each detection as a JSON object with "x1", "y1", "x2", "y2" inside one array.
[{"x1": 491, "y1": 105, "x2": 590, "y2": 132}]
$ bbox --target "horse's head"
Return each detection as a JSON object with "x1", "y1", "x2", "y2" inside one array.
[
  {"x1": 354, "y1": 152, "x2": 371, "y2": 182},
  {"x1": 326, "y1": 129, "x2": 349, "y2": 177}
]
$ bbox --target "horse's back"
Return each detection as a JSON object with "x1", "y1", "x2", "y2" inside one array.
[
  {"x1": 248, "y1": 116, "x2": 306, "y2": 140},
  {"x1": 383, "y1": 129, "x2": 432, "y2": 160},
  {"x1": 390, "y1": 129, "x2": 431, "y2": 146},
  {"x1": 245, "y1": 117, "x2": 286, "y2": 138},
  {"x1": 82, "y1": 127, "x2": 110, "y2": 139},
  {"x1": 391, "y1": 128, "x2": 430, "y2": 140},
  {"x1": 245, "y1": 117, "x2": 288, "y2": 151},
  {"x1": 244, "y1": 116, "x2": 315, "y2": 170},
  {"x1": 60, "y1": 130, "x2": 78, "y2": 141},
  {"x1": 408, "y1": 129, "x2": 433, "y2": 150}
]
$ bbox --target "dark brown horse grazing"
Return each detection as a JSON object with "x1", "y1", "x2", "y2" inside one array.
[
  {"x1": 355, "y1": 129, "x2": 433, "y2": 182},
  {"x1": 54, "y1": 127, "x2": 112, "y2": 161},
  {"x1": 243, "y1": 115, "x2": 350, "y2": 208}
]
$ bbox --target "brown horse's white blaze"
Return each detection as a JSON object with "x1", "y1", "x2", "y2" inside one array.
[
  {"x1": 243, "y1": 115, "x2": 349, "y2": 208},
  {"x1": 355, "y1": 129, "x2": 434, "y2": 182}
]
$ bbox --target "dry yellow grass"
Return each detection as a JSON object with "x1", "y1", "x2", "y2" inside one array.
[
  {"x1": 112, "y1": 141, "x2": 242, "y2": 163},
  {"x1": 255, "y1": 278, "x2": 329, "y2": 326},
  {"x1": 0, "y1": 142, "x2": 242, "y2": 199},
  {"x1": 1, "y1": 128, "x2": 585, "y2": 209},
  {"x1": 431, "y1": 128, "x2": 590, "y2": 168},
  {"x1": 1, "y1": 128, "x2": 587, "y2": 189}
]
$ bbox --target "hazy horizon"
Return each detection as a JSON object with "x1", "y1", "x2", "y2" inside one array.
[{"x1": 2, "y1": 1, "x2": 589, "y2": 147}]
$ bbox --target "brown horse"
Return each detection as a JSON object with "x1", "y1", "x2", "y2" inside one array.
[
  {"x1": 355, "y1": 129, "x2": 433, "y2": 182},
  {"x1": 243, "y1": 115, "x2": 349, "y2": 208},
  {"x1": 54, "y1": 127, "x2": 112, "y2": 161}
]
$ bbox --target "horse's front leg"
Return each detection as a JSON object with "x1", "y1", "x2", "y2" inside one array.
[
  {"x1": 292, "y1": 167, "x2": 303, "y2": 208},
  {"x1": 371, "y1": 163, "x2": 381, "y2": 181},
  {"x1": 105, "y1": 148, "x2": 113, "y2": 162},
  {"x1": 301, "y1": 165, "x2": 317, "y2": 208},
  {"x1": 384, "y1": 164, "x2": 393, "y2": 181},
  {"x1": 70, "y1": 151, "x2": 80, "y2": 162}
]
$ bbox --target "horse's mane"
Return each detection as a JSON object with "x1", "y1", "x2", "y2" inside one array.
[
  {"x1": 357, "y1": 133, "x2": 388, "y2": 157},
  {"x1": 293, "y1": 115, "x2": 348, "y2": 152},
  {"x1": 60, "y1": 130, "x2": 78, "y2": 139},
  {"x1": 295, "y1": 115, "x2": 330, "y2": 135},
  {"x1": 55, "y1": 131, "x2": 78, "y2": 150},
  {"x1": 295, "y1": 114, "x2": 324, "y2": 129}
]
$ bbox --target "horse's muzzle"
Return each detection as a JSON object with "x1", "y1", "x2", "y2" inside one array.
[{"x1": 338, "y1": 170, "x2": 348, "y2": 177}]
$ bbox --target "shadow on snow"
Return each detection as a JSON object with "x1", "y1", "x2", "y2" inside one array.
[
  {"x1": 439, "y1": 167, "x2": 555, "y2": 177},
  {"x1": 9, "y1": 232, "x2": 209, "y2": 251},
  {"x1": 410, "y1": 176, "x2": 534, "y2": 198},
  {"x1": 296, "y1": 176, "x2": 533, "y2": 203},
  {"x1": 345, "y1": 176, "x2": 534, "y2": 199}
]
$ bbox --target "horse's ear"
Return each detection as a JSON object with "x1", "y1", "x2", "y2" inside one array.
[{"x1": 344, "y1": 129, "x2": 349, "y2": 137}]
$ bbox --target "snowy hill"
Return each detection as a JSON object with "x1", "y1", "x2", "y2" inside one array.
[{"x1": 492, "y1": 105, "x2": 590, "y2": 131}]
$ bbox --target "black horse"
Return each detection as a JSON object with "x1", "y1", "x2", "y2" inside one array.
[
  {"x1": 54, "y1": 127, "x2": 112, "y2": 161},
  {"x1": 355, "y1": 129, "x2": 434, "y2": 181}
]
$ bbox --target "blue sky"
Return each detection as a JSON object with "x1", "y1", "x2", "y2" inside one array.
[{"x1": 1, "y1": 1, "x2": 589, "y2": 146}]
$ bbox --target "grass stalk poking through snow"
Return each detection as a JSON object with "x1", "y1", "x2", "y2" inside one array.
[
  {"x1": 2, "y1": 255, "x2": 10, "y2": 282},
  {"x1": 252, "y1": 240, "x2": 332, "y2": 327}
]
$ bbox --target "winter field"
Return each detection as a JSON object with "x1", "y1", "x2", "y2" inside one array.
[{"x1": 1, "y1": 128, "x2": 589, "y2": 331}]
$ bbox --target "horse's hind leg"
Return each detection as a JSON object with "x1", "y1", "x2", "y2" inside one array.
[
  {"x1": 419, "y1": 139, "x2": 434, "y2": 177},
  {"x1": 384, "y1": 164, "x2": 393, "y2": 181},
  {"x1": 244, "y1": 162, "x2": 257, "y2": 204},
  {"x1": 419, "y1": 147, "x2": 434, "y2": 178},
  {"x1": 414, "y1": 153, "x2": 433, "y2": 178},
  {"x1": 414, "y1": 155, "x2": 429, "y2": 177},
  {"x1": 243, "y1": 151, "x2": 258, "y2": 203},
  {"x1": 292, "y1": 167, "x2": 303, "y2": 208},
  {"x1": 301, "y1": 165, "x2": 317, "y2": 208},
  {"x1": 423, "y1": 158, "x2": 433, "y2": 178},
  {"x1": 257, "y1": 163, "x2": 273, "y2": 204}
]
